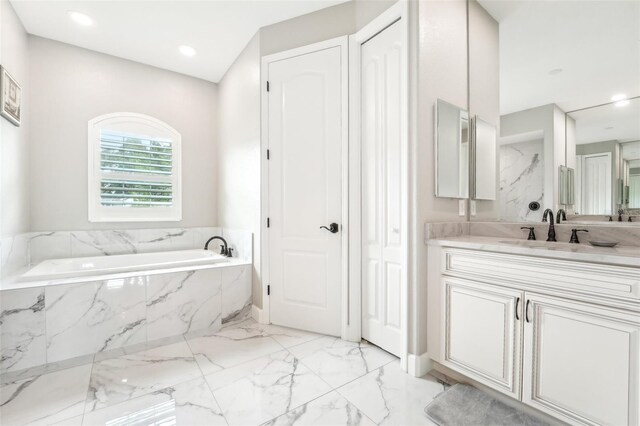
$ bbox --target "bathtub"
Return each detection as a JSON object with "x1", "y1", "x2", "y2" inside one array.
[
  {"x1": 19, "y1": 249, "x2": 228, "y2": 281},
  {"x1": 1, "y1": 249, "x2": 251, "y2": 374}
]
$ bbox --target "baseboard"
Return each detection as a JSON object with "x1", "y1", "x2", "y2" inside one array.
[
  {"x1": 251, "y1": 304, "x2": 267, "y2": 323},
  {"x1": 407, "y1": 352, "x2": 434, "y2": 377}
]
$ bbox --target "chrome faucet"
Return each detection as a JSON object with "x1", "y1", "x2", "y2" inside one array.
[
  {"x1": 542, "y1": 209, "x2": 557, "y2": 242},
  {"x1": 556, "y1": 209, "x2": 567, "y2": 224},
  {"x1": 204, "y1": 236, "x2": 232, "y2": 257}
]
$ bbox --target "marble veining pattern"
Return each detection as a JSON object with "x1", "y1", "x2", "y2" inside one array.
[
  {"x1": 0, "y1": 288, "x2": 47, "y2": 373},
  {"x1": 206, "y1": 350, "x2": 332, "y2": 425},
  {"x1": 221, "y1": 265, "x2": 252, "y2": 325},
  {"x1": 146, "y1": 268, "x2": 222, "y2": 340},
  {"x1": 1, "y1": 263, "x2": 252, "y2": 373},
  {"x1": 45, "y1": 278, "x2": 147, "y2": 363},
  {"x1": 0, "y1": 319, "x2": 524, "y2": 426},
  {"x1": 287, "y1": 336, "x2": 397, "y2": 388},
  {"x1": 84, "y1": 341, "x2": 202, "y2": 412},
  {"x1": 499, "y1": 140, "x2": 545, "y2": 222}
]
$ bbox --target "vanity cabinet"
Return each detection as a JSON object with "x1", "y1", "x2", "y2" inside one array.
[
  {"x1": 429, "y1": 245, "x2": 640, "y2": 426},
  {"x1": 444, "y1": 278, "x2": 522, "y2": 398},
  {"x1": 523, "y1": 294, "x2": 640, "y2": 426}
]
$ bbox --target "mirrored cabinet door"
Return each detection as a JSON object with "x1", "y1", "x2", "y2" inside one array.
[{"x1": 435, "y1": 99, "x2": 469, "y2": 199}]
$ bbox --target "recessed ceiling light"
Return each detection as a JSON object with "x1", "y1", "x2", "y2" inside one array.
[
  {"x1": 611, "y1": 94, "x2": 627, "y2": 101},
  {"x1": 68, "y1": 11, "x2": 93, "y2": 27},
  {"x1": 605, "y1": 126, "x2": 614, "y2": 130},
  {"x1": 548, "y1": 68, "x2": 563, "y2": 76},
  {"x1": 179, "y1": 45, "x2": 197, "y2": 57}
]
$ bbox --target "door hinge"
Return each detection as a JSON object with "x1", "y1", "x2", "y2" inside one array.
[
  {"x1": 267, "y1": 217, "x2": 270, "y2": 228},
  {"x1": 266, "y1": 81, "x2": 270, "y2": 92},
  {"x1": 267, "y1": 149, "x2": 270, "y2": 160},
  {"x1": 267, "y1": 285, "x2": 271, "y2": 295}
]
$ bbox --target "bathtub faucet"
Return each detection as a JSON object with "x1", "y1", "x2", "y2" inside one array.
[{"x1": 204, "y1": 236, "x2": 232, "y2": 257}]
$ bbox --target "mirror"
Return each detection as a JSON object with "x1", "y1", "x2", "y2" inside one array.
[
  {"x1": 470, "y1": 0, "x2": 639, "y2": 223},
  {"x1": 571, "y1": 98, "x2": 640, "y2": 218},
  {"x1": 435, "y1": 99, "x2": 469, "y2": 199},
  {"x1": 472, "y1": 116, "x2": 497, "y2": 201}
]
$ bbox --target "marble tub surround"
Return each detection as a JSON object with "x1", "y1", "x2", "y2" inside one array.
[
  {"x1": 0, "y1": 319, "x2": 451, "y2": 426},
  {"x1": 0, "y1": 263, "x2": 252, "y2": 373},
  {"x1": 1, "y1": 226, "x2": 253, "y2": 279}
]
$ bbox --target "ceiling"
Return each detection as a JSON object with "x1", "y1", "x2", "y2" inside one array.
[
  {"x1": 570, "y1": 98, "x2": 640, "y2": 146},
  {"x1": 478, "y1": 0, "x2": 640, "y2": 115},
  {"x1": 10, "y1": 0, "x2": 348, "y2": 83}
]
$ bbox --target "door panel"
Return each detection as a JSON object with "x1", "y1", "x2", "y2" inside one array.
[
  {"x1": 267, "y1": 46, "x2": 343, "y2": 336},
  {"x1": 582, "y1": 153, "x2": 612, "y2": 215},
  {"x1": 523, "y1": 294, "x2": 640, "y2": 426},
  {"x1": 361, "y1": 19, "x2": 404, "y2": 356},
  {"x1": 443, "y1": 278, "x2": 523, "y2": 398}
]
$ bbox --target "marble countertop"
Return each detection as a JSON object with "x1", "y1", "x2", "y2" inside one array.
[
  {"x1": 428, "y1": 236, "x2": 640, "y2": 267},
  {"x1": 0, "y1": 257, "x2": 252, "y2": 292}
]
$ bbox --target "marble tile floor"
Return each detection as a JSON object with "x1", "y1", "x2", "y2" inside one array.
[{"x1": 0, "y1": 319, "x2": 445, "y2": 426}]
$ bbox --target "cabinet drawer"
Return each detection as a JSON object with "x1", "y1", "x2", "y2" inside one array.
[{"x1": 443, "y1": 249, "x2": 640, "y2": 302}]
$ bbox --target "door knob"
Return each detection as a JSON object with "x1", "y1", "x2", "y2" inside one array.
[{"x1": 320, "y1": 223, "x2": 339, "y2": 233}]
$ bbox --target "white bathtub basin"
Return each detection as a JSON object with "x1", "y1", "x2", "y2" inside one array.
[{"x1": 19, "y1": 249, "x2": 228, "y2": 281}]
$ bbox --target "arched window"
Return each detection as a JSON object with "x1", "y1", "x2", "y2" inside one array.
[{"x1": 88, "y1": 113, "x2": 182, "y2": 222}]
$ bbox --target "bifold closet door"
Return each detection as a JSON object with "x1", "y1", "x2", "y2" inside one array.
[
  {"x1": 267, "y1": 45, "x2": 344, "y2": 336},
  {"x1": 361, "y1": 20, "x2": 404, "y2": 356}
]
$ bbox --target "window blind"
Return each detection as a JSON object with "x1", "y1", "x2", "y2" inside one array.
[{"x1": 99, "y1": 131, "x2": 174, "y2": 208}]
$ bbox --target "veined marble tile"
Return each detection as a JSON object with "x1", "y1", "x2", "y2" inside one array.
[
  {"x1": 70, "y1": 230, "x2": 138, "y2": 257},
  {"x1": 249, "y1": 322, "x2": 322, "y2": 349},
  {"x1": 28, "y1": 231, "x2": 72, "y2": 265},
  {"x1": 337, "y1": 361, "x2": 444, "y2": 425},
  {"x1": 186, "y1": 320, "x2": 283, "y2": 375},
  {"x1": 93, "y1": 334, "x2": 185, "y2": 363},
  {"x1": 1, "y1": 233, "x2": 31, "y2": 278},
  {"x1": 146, "y1": 268, "x2": 222, "y2": 341},
  {"x1": 499, "y1": 140, "x2": 545, "y2": 223},
  {"x1": 205, "y1": 350, "x2": 331, "y2": 426},
  {"x1": 0, "y1": 363, "x2": 92, "y2": 426},
  {"x1": 51, "y1": 415, "x2": 83, "y2": 425},
  {"x1": 0, "y1": 287, "x2": 46, "y2": 372},
  {"x1": 82, "y1": 376, "x2": 225, "y2": 426},
  {"x1": 135, "y1": 228, "x2": 176, "y2": 253},
  {"x1": 45, "y1": 277, "x2": 147, "y2": 363},
  {"x1": 85, "y1": 341, "x2": 202, "y2": 412},
  {"x1": 288, "y1": 336, "x2": 397, "y2": 388},
  {"x1": 0, "y1": 353, "x2": 94, "y2": 386},
  {"x1": 221, "y1": 265, "x2": 252, "y2": 325},
  {"x1": 263, "y1": 391, "x2": 375, "y2": 426}
]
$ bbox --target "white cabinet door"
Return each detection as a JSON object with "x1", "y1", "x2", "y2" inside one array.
[
  {"x1": 267, "y1": 45, "x2": 345, "y2": 336},
  {"x1": 523, "y1": 294, "x2": 640, "y2": 426},
  {"x1": 443, "y1": 278, "x2": 523, "y2": 398}
]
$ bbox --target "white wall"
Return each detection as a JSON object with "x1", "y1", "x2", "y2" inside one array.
[
  {"x1": 28, "y1": 36, "x2": 219, "y2": 231},
  {"x1": 0, "y1": 0, "x2": 30, "y2": 237},
  {"x1": 217, "y1": 32, "x2": 262, "y2": 307},
  {"x1": 414, "y1": 0, "x2": 469, "y2": 356}
]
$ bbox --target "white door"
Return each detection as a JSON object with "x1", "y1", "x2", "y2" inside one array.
[
  {"x1": 360, "y1": 19, "x2": 405, "y2": 355},
  {"x1": 523, "y1": 294, "x2": 640, "y2": 426},
  {"x1": 266, "y1": 44, "x2": 345, "y2": 336},
  {"x1": 443, "y1": 278, "x2": 523, "y2": 398},
  {"x1": 582, "y1": 153, "x2": 612, "y2": 215}
]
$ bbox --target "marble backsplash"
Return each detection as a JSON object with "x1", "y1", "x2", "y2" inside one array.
[
  {"x1": 425, "y1": 221, "x2": 640, "y2": 247},
  {"x1": 0, "y1": 227, "x2": 253, "y2": 278}
]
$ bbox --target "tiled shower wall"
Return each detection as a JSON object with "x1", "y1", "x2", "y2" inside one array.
[{"x1": 0, "y1": 227, "x2": 253, "y2": 278}]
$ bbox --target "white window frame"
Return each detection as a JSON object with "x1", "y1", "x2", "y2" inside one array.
[{"x1": 88, "y1": 112, "x2": 182, "y2": 222}]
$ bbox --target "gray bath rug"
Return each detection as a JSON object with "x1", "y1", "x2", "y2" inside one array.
[{"x1": 425, "y1": 383, "x2": 549, "y2": 426}]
